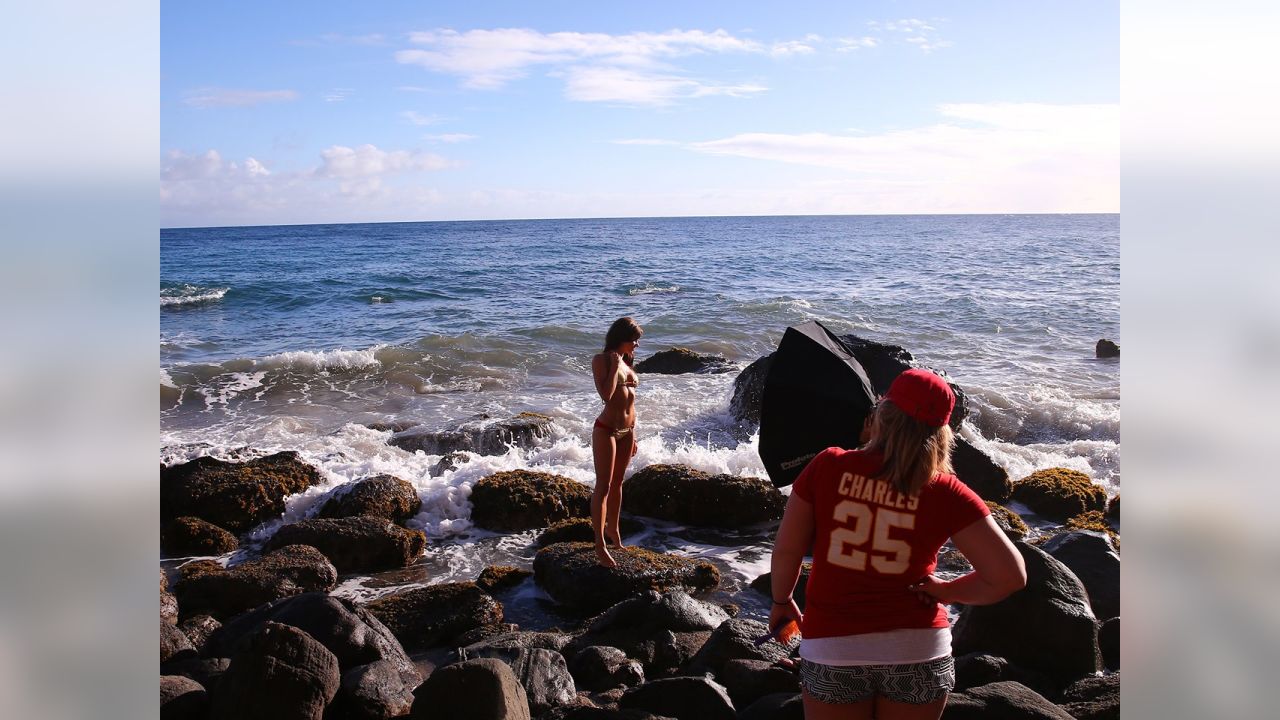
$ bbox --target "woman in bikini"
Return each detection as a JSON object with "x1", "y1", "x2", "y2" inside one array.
[{"x1": 591, "y1": 316, "x2": 643, "y2": 567}]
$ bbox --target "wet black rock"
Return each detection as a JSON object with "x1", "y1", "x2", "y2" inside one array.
[
  {"x1": 315, "y1": 474, "x2": 422, "y2": 523},
  {"x1": 634, "y1": 348, "x2": 735, "y2": 374},
  {"x1": 567, "y1": 591, "x2": 728, "y2": 677},
  {"x1": 685, "y1": 618, "x2": 796, "y2": 676},
  {"x1": 619, "y1": 676, "x2": 736, "y2": 720},
  {"x1": 717, "y1": 659, "x2": 800, "y2": 710},
  {"x1": 1095, "y1": 339, "x2": 1120, "y2": 359},
  {"x1": 1042, "y1": 530, "x2": 1120, "y2": 622},
  {"x1": 568, "y1": 646, "x2": 645, "y2": 692},
  {"x1": 365, "y1": 581, "x2": 504, "y2": 650},
  {"x1": 943, "y1": 681, "x2": 1075, "y2": 720},
  {"x1": 390, "y1": 413, "x2": 555, "y2": 456},
  {"x1": 160, "y1": 674, "x2": 209, "y2": 720},
  {"x1": 952, "y1": 438, "x2": 1011, "y2": 503},
  {"x1": 1099, "y1": 618, "x2": 1120, "y2": 670},
  {"x1": 210, "y1": 622, "x2": 340, "y2": 720},
  {"x1": 1060, "y1": 673, "x2": 1120, "y2": 720},
  {"x1": 410, "y1": 658, "x2": 531, "y2": 720},
  {"x1": 331, "y1": 659, "x2": 419, "y2": 720},
  {"x1": 464, "y1": 646, "x2": 578, "y2": 716}
]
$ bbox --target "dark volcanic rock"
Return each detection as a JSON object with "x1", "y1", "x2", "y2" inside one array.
[
  {"x1": 163, "y1": 516, "x2": 240, "y2": 557},
  {"x1": 953, "y1": 653, "x2": 1056, "y2": 698},
  {"x1": 264, "y1": 516, "x2": 426, "y2": 573},
  {"x1": 568, "y1": 646, "x2": 645, "y2": 692},
  {"x1": 686, "y1": 618, "x2": 796, "y2": 675},
  {"x1": 623, "y1": 464, "x2": 785, "y2": 528},
  {"x1": 464, "y1": 647, "x2": 578, "y2": 715},
  {"x1": 953, "y1": 542, "x2": 1099, "y2": 684},
  {"x1": 162, "y1": 621, "x2": 197, "y2": 663},
  {"x1": 729, "y1": 354, "x2": 773, "y2": 427},
  {"x1": 179, "y1": 614, "x2": 221, "y2": 654},
  {"x1": 162, "y1": 579, "x2": 180, "y2": 626},
  {"x1": 749, "y1": 563, "x2": 811, "y2": 610},
  {"x1": 161, "y1": 451, "x2": 323, "y2": 533},
  {"x1": 410, "y1": 658, "x2": 531, "y2": 720},
  {"x1": 738, "y1": 692, "x2": 803, "y2": 720},
  {"x1": 987, "y1": 502, "x2": 1030, "y2": 540},
  {"x1": 390, "y1": 413, "x2": 555, "y2": 456},
  {"x1": 470, "y1": 470, "x2": 592, "y2": 532},
  {"x1": 162, "y1": 657, "x2": 230, "y2": 693},
  {"x1": 1060, "y1": 673, "x2": 1120, "y2": 720},
  {"x1": 567, "y1": 591, "x2": 729, "y2": 676},
  {"x1": 943, "y1": 681, "x2": 1075, "y2": 720},
  {"x1": 718, "y1": 658, "x2": 800, "y2": 710},
  {"x1": 1011, "y1": 468, "x2": 1108, "y2": 522},
  {"x1": 1095, "y1": 339, "x2": 1120, "y2": 358},
  {"x1": 1099, "y1": 618, "x2": 1120, "y2": 670},
  {"x1": 174, "y1": 545, "x2": 338, "y2": 620},
  {"x1": 461, "y1": 630, "x2": 573, "y2": 657},
  {"x1": 208, "y1": 592, "x2": 418, "y2": 684},
  {"x1": 634, "y1": 348, "x2": 735, "y2": 375},
  {"x1": 160, "y1": 674, "x2": 208, "y2": 720},
  {"x1": 211, "y1": 622, "x2": 340, "y2": 720},
  {"x1": 477, "y1": 565, "x2": 533, "y2": 594},
  {"x1": 431, "y1": 451, "x2": 472, "y2": 476},
  {"x1": 534, "y1": 543, "x2": 720, "y2": 615},
  {"x1": 315, "y1": 474, "x2": 422, "y2": 523},
  {"x1": 537, "y1": 517, "x2": 647, "y2": 547},
  {"x1": 1042, "y1": 530, "x2": 1120, "y2": 621},
  {"x1": 952, "y1": 438, "x2": 1011, "y2": 503},
  {"x1": 365, "y1": 581, "x2": 504, "y2": 650},
  {"x1": 1106, "y1": 493, "x2": 1120, "y2": 521},
  {"x1": 619, "y1": 676, "x2": 736, "y2": 720},
  {"x1": 332, "y1": 659, "x2": 418, "y2": 720}
]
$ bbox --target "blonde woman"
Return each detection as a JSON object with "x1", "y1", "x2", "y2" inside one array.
[
  {"x1": 770, "y1": 369, "x2": 1026, "y2": 719},
  {"x1": 590, "y1": 317, "x2": 643, "y2": 567}
]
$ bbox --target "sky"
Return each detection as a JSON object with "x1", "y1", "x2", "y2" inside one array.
[{"x1": 160, "y1": 1, "x2": 1119, "y2": 227}]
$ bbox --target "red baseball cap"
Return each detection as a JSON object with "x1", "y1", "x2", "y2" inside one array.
[{"x1": 884, "y1": 368, "x2": 955, "y2": 427}]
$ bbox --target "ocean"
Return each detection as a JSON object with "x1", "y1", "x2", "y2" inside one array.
[{"x1": 160, "y1": 214, "x2": 1119, "y2": 625}]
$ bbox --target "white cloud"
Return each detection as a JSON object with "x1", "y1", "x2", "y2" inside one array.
[
  {"x1": 323, "y1": 88, "x2": 354, "y2": 103},
  {"x1": 771, "y1": 40, "x2": 817, "y2": 57},
  {"x1": 315, "y1": 144, "x2": 453, "y2": 178},
  {"x1": 562, "y1": 66, "x2": 765, "y2": 106},
  {"x1": 906, "y1": 36, "x2": 953, "y2": 53},
  {"x1": 837, "y1": 37, "x2": 879, "y2": 52},
  {"x1": 182, "y1": 88, "x2": 299, "y2": 109},
  {"x1": 423, "y1": 133, "x2": 476, "y2": 143},
  {"x1": 401, "y1": 111, "x2": 445, "y2": 126}
]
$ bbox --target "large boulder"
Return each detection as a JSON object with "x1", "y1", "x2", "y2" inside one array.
[
  {"x1": 717, "y1": 659, "x2": 800, "y2": 710},
  {"x1": 1095, "y1": 339, "x2": 1120, "y2": 359},
  {"x1": 162, "y1": 572, "x2": 180, "y2": 626},
  {"x1": 1099, "y1": 618, "x2": 1120, "y2": 670},
  {"x1": 162, "y1": 621, "x2": 197, "y2": 663},
  {"x1": 943, "y1": 681, "x2": 1075, "y2": 720},
  {"x1": 1011, "y1": 468, "x2": 1108, "y2": 522},
  {"x1": 622, "y1": 465, "x2": 785, "y2": 528},
  {"x1": 331, "y1": 659, "x2": 419, "y2": 720},
  {"x1": 163, "y1": 516, "x2": 240, "y2": 557},
  {"x1": 537, "y1": 517, "x2": 645, "y2": 548},
  {"x1": 1042, "y1": 530, "x2": 1120, "y2": 621},
  {"x1": 207, "y1": 592, "x2": 418, "y2": 685},
  {"x1": 1059, "y1": 673, "x2": 1119, "y2": 720},
  {"x1": 477, "y1": 565, "x2": 533, "y2": 594},
  {"x1": 410, "y1": 658, "x2": 531, "y2": 720},
  {"x1": 391, "y1": 413, "x2": 555, "y2": 456},
  {"x1": 460, "y1": 630, "x2": 573, "y2": 657},
  {"x1": 316, "y1": 474, "x2": 422, "y2": 523},
  {"x1": 464, "y1": 647, "x2": 577, "y2": 715},
  {"x1": 534, "y1": 543, "x2": 720, "y2": 615},
  {"x1": 737, "y1": 693, "x2": 803, "y2": 720},
  {"x1": 953, "y1": 542, "x2": 1099, "y2": 684},
  {"x1": 161, "y1": 451, "x2": 323, "y2": 533},
  {"x1": 174, "y1": 545, "x2": 338, "y2": 620},
  {"x1": 470, "y1": 470, "x2": 592, "y2": 532},
  {"x1": 953, "y1": 653, "x2": 1056, "y2": 698},
  {"x1": 729, "y1": 354, "x2": 773, "y2": 427},
  {"x1": 685, "y1": 618, "x2": 797, "y2": 675},
  {"x1": 619, "y1": 677, "x2": 736, "y2": 720},
  {"x1": 264, "y1": 516, "x2": 426, "y2": 573},
  {"x1": 365, "y1": 581, "x2": 504, "y2": 650},
  {"x1": 749, "y1": 563, "x2": 811, "y2": 610},
  {"x1": 161, "y1": 674, "x2": 209, "y2": 720},
  {"x1": 567, "y1": 591, "x2": 729, "y2": 676},
  {"x1": 634, "y1": 348, "x2": 735, "y2": 375},
  {"x1": 567, "y1": 646, "x2": 645, "y2": 692},
  {"x1": 162, "y1": 657, "x2": 230, "y2": 694},
  {"x1": 952, "y1": 439, "x2": 1011, "y2": 503},
  {"x1": 210, "y1": 622, "x2": 340, "y2": 720}
]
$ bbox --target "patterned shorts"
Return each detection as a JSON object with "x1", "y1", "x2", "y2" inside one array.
[{"x1": 800, "y1": 655, "x2": 955, "y2": 705}]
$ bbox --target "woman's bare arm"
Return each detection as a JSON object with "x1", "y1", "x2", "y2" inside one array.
[
  {"x1": 769, "y1": 492, "x2": 814, "y2": 628},
  {"x1": 592, "y1": 352, "x2": 621, "y2": 403},
  {"x1": 910, "y1": 515, "x2": 1027, "y2": 605}
]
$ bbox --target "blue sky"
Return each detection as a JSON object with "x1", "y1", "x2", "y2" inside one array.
[{"x1": 161, "y1": 1, "x2": 1118, "y2": 227}]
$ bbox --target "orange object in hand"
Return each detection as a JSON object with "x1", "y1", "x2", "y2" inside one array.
[{"x1": 775, "y1": 619, "x2": 800, "y2": 644}]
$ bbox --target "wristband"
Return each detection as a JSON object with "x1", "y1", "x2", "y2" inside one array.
[{"x1": 772, "y1": 598, "x2": 791, "y2": 605}]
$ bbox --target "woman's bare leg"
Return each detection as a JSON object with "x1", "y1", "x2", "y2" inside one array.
[
  {"x1": 605, "y1": 432, "x2": 634, "y2": 547},
  {"x1": 874, "y1": 694, "x2": 948, "y2": 720},
  {"x1": 802, "y1": 688, "x2": 874, "y2": 720},
  {"x1": 591, "y1": 427, "x2": 617, "y2": 567}
]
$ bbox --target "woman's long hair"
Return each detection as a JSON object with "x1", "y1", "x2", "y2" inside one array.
[
  {"x1": 863, "y1": 400, "x2": 955, "y2": 496},
  {"x1": 604, "y1": 317, "x2": 643, "y2": 367}
]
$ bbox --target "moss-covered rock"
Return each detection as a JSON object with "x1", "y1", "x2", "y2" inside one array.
[
  {"x1": 623, "y1": 464, "x2": 785, "y2": 528},
  {"x1": 534, "y1": 517, "x2": 645, "y2": 548},
  {"x1": 162, "y1": 516, "x2": 239, "y2": 558},
  {"x1": 1011, "y1": 468, "x2": 1107, "y2": 522},
  {"x1": 469, "y1": 470, "x2": 592, "y2": 532},
  {"x1": 161, "y1": 451, "x2": 323, "y2": 533},
  {"x1": 264, "y1": 516, "x2": 426, "y2": 574},
  {"x1": 316, "y1": 474, "x2": 422, "y2": 523},
  {"x1": 1065, "y1": 511, "x2": 1120, "y2": 552},
  {"x1": 174, "y1": 544, "x2": 338, "y2": 620},
  {"x1": 476, "y1": 565, "x2": 533, "y2": 594},
  {"x1": 365, "y1": 581, "x2": 504, "y2": 650},
  {"x1": 987, "y1": 502, "x2": 1029, "y2": 540},
  {"x1": 533, "y1": 542, "x2": 720, "y2": 615},
  {"x1": 1106, "y1": 493, "x2": 1119, "y2": 522},
  {"x1": 634, "y1": 347, "x2": 735, "y2": 374}
]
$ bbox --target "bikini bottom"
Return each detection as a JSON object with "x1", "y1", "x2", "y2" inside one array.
[{"x1": 593, "y1": 419, "x2": 634, "y2": 439}]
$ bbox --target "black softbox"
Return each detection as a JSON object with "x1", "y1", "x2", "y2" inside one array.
[{"x1": 759, "y1": 320, "x2": 877, "y2": 488}]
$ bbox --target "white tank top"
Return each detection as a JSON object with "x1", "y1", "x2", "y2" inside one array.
[{"x1": 799, "y1": 627, "x2": 951, "y2": 666}]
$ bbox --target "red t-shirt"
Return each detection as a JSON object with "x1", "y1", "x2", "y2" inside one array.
[{"x1": 792, "y1": 447, "x2": 990, "y2": 638}]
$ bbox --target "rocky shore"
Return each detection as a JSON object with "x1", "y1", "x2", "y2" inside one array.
[{"x1": 160, "y1": 342, "x2": 1119, "y2": 720}]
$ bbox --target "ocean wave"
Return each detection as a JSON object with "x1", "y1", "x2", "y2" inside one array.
[
  {"x1": 627, "y1": 283, "x2": 681, "y2": 296},
  {"x1": 258, "y1": 345, "x2": 386, "y2": 371},
  {"x1": 161, "y1": 284, "x2": 229, "y2": 307}
]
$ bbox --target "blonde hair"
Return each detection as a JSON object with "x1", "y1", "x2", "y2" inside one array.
[{"x1": 863, "y1": 400, "x2": 955, "y2": 496}]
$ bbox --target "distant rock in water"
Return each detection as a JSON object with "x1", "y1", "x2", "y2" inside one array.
[
  {"x1": 635, "y1": 347, "x2": 735, "y2": 374},
  {"x1": 315, "y1": 474, "x2": 421, "y2": 523},
  {"x1": 161, "y1": 451, "x2": 323, "y2": 533},
  {"x1": 533, "y1": 542, "x2": 720, "y2": 614},
  {"x1": 729, "y1": 332, "x2": 969, "y2": 431},
  {"x1": 1096, "y1": 339, "x2": 1120, "y2": 358},
  {"x1": 623, "y1": 464, "x2": 785, "y2": 528},
  {"x1": 389, "y1": 413, "x2": 555, "y2": 456},
  {"x1": 469, "y1": 470, "x2": 592, "y2": 532}
]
